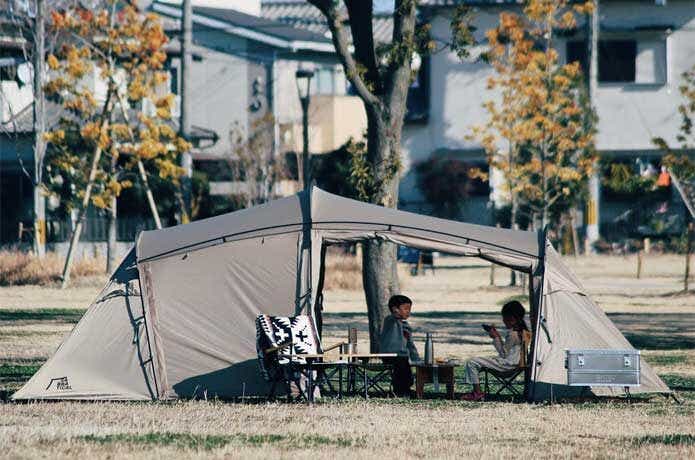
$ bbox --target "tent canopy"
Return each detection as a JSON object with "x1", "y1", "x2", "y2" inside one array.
[{"x1": 13, "y1": 187, "x2": 669, "y2": 401}]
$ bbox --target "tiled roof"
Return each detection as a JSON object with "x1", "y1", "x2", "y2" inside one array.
[
  {"x1": 261, "y1": 1, "x2": 394, "y2": 43},
  {"x1": 194, "y1": 5, "x2": 331, "y2": 43},
  {"x1": 151, "y1": 0, "x2": 332, "y2": 50}
]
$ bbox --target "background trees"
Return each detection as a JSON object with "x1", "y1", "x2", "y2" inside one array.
[
  {"x1": 653, "y1": 63, "x2": 695, "y2": 291},
  {"x1": 471, "y1": 1, "x2": 596, "y2": 242},
  {"x1": 43, "y1": 2, "x2": 189, "y2": 286}
]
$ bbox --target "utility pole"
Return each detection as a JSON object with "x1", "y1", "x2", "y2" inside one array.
[
  {"x1": 585, "y1": 0, "x2": 600, "y2": 251},
  {"x1": 180, "y1": 0, "x2": 193, "y2": 223},
  {"x1": 32, "y1": 0, "x2": 46, "y2": 257}
]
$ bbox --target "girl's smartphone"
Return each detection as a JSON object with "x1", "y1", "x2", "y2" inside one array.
[{"x1": 482, "y1": 324, "x2": 493, "y2": 332}]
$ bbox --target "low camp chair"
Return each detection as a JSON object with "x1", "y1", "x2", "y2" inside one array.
[
  {"x1": 481, "y1": 329, "x2": 532, "y2": 399},
  {"x1": 255, "y1": 314, "x2": 344, "y2": 401}
]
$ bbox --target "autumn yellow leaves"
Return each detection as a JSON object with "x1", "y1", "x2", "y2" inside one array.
[{"x1": 470, "y1": 1, "x2": 597, "y2": 228}]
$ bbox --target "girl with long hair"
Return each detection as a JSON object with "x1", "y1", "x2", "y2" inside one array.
[{"x1": 460, "y1": 300, "x2": 529, "y2": 401}]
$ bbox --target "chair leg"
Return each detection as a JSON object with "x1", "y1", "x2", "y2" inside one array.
[{"x1": 268, "y1": 380, "x2": 277, "y2": 401}]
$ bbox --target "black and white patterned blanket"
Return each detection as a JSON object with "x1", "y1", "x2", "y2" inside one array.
[{"x1": 255, "y1": 314, "x2": 321, "y2": 381}]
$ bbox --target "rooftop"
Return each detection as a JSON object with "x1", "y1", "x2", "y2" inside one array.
[{"x1": 152, "y1": 0, "x2": 333, "y2": 52}]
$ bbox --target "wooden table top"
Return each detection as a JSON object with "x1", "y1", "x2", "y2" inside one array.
[
  {"x1": 292, "y1": 353, "x2": 398, "y2": 360},
  {"x1": 414, "y1": 362, "x2": 458, "y2": 368}
]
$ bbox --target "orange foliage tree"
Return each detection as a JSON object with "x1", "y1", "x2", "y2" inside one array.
[
  {"x1": 43, "y1": 2, "x2": 190, "y2": 286},
  {"x1": 471, "y1": 0, "x2": 597, "y2": 232}
]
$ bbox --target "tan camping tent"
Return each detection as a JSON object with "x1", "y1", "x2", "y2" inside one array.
[{"x1": 13, "y1": 187, "x2": 670, "y2": 401}]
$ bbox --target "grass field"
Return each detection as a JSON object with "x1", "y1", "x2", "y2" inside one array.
[{"x1": 1, "y1": 253, "x2": 694, "y2": 458}]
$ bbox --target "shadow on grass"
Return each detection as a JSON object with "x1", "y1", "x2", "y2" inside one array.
[
  {"x1": 325, "y1": 310, "x2": 695, "y2": 351},
  {"x1": 626, "y1": 434, "x2": 695, "y2": 446},
  {"x1": 0, "y1": 309, "x2": 85, "y2": 323}
]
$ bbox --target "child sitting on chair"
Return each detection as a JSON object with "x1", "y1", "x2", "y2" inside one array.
[
  {"x1": 461, "y1": 300, "x2": 529, "y2": 401},
  {"x1": 380, "y1": 294, "x2": 420, "y2": 397}
]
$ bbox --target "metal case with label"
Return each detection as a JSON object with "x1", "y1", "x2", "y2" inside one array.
[{"x1": 565, "y1": 349, "x2": 640, "y2": 387}]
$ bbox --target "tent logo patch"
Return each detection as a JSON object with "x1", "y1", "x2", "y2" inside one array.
[{"x1": 46, "y1": 377, "x2": 72, "y2": 391}]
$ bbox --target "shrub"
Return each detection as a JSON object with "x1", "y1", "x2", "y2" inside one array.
[{"x1": 0, "y1": 250, "x2": 104, "y2": 286}]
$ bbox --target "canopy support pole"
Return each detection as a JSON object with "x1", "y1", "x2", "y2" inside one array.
[
  {"x1": 136, "y1": 271, "x2": 159, "y2": 400},
  {"x1": 526, "y1": 228, "x2": 548, "y2": 401}
]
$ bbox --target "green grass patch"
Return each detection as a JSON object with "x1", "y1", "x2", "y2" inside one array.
[
  {"x1": 78, "y1": 432, "x2": 364, "y2": 450},
  {"x1": 0, "y1": 308, "x2": 84, "y2": 323},
  {"x1": 644, "y1": 354, "x2": 690, "y2": 366},
  {"x1": 627, "y1": 434, "x2": 695, "y2": 446},
  {"x1": 660, "y1": 374, "x2": 695, "y2": 389},
  {"x1": 0, "y1": 363, "x2": 41, "y2": 383}
]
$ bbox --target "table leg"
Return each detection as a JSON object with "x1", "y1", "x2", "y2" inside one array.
[
  {"x1": 445, "y1": 368, "x2": 455, "y2": 399},
  {"x1": 307, "y1": 363, "x2": 314, "y2": 403},
  {"x1": 416, "y1": 368, "x2": 425, "y2": 399},
  {"x1": 364, "y1": 365, "x2": 368, "y2": 399},
  {"x1": 338, "y1": 364, "x2": 343, "y2": 399}
]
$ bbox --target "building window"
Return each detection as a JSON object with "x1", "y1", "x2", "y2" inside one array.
[
  {"x1": 313, "y1": 68, "x2": 334, "y2": 95},
  {"x1": 310, "y1": 67, "x2": 349, "y2": 96},
  {"x1": 599, "y1": 40, "x2": 637, "y2": 82},
  {"x1": 405, "y1": 55, "x2": 429, "y2": 123},
  {"x1": 566, "y1": 37, "x2": 666, "y2": 85}
]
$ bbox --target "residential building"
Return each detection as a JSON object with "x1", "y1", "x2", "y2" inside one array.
[
  {"x1": 151, "y1": 0, "x2": 367, "y2": 197},
  {"x1": 0, "y1": 0, "x2": 367, "y2": 248},
  {"x1": 266, "y1": 0, "x2": 695, "y2": 238}
]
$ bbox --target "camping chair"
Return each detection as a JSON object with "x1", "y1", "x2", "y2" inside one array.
[
  {"x1": 481, "y1": 329, "x2": 532, "y2": 399},
  {"x1": 255, "y1": 314, "x2": 345, "y2": 401}
]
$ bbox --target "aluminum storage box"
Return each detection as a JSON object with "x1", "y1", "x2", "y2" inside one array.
[{"x1": 565, "y1": 349, "x2": 640, "y2": 387}]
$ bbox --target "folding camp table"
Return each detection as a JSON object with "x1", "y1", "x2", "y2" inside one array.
[
  {"x1": 341, "y1": 353, "x2": 397, "y2": 399},
  {"x1": 301, "y1": 353, "x2": 398, "y2": 401}
]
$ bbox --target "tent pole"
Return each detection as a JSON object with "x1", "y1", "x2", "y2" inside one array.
[
  {"x1": 136, "y1": 266, "x2": 160, "y2": 400},
  {"x1": 526, "y1": 227, "x2": 548, "y2": 402}
]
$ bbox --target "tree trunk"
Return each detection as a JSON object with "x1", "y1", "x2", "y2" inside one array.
[
  {"x1": 32, "y1": 0, "x2": 46, "y2": 258},
  {"x1": 61, "y1": 92, "x2": 114, "y2": 288},
  {"x1": 686, "y1": 222, "x2": 693, "y2": 292},
  {"x1": 363, "y1": 240, "x2": 400, "y2": 352},
  {"x1": 510, "y1": 196, "x2": 519, "y2": 286},
  {"x1": 136, "y1": 160, "x2": 162, "y2": 229},
  {"x1": 362, "y1": 107, "x2": 404, "y2": 351},
  {"x1": 61, "y1": 146, "x2": 108, "y2": 289},
  {"x1": 106, "y1": 155, "x2": 118, "y2": 274},
  {"x1": 307, "y1": 0, "x2": 416, "y2": 352},
  {"x1": 112, "y1": 89, "x2": 162, "y2": 229}
]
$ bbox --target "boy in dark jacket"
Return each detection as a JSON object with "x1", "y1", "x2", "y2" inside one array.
[{"x1": 379, "y1": 295, "x2": 420, "y2": 396}]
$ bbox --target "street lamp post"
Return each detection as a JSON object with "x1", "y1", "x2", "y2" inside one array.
[{"x1": 295, "y1": 69, "x2": 314, "y2": 191}]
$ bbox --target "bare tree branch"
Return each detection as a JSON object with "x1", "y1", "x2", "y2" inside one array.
[
  {"x1": 386, "y1": 0, "x2": 417, "y2": 107},
  {"x1": 308, "y1": 0, "x2": 379, "y2": 106}
]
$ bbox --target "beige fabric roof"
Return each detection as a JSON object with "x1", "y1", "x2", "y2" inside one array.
[{"x1": 14, "y1": 187, "x2": 670, "y2": 401}]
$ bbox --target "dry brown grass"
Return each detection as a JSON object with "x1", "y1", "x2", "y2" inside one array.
[
  {"x1": 1, "y1": 400, "x2": 694, "y2": 459},
  {"x1": 1, "y1": 254, "x2": 694, "y2": 459},
  {"x1": 0, "y1": 250, "x2": 105, "y2": 287},
  {"x1": 323, "y1": 253, "x2": 363, "y2": 291}
]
